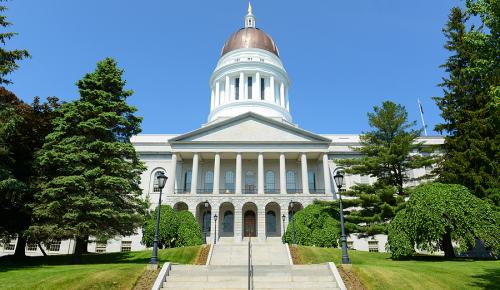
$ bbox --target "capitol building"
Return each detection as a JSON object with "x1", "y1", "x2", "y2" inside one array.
[{"x1": 1, "y1": 6, "x2": 442, "y2": 256}]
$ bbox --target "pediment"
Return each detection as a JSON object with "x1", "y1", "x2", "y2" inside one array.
[{"x1": 170, "y1": 113, "x2": 330, "y2": 143}]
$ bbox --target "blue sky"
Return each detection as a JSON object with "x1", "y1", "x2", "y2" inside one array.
[{"x1": 4, "y1": 0, "x2": 464, "y2": 135}]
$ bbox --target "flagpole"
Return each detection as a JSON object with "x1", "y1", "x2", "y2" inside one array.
[{"x1": 418, "y1": 98, "x2": 428, "y2": 136}]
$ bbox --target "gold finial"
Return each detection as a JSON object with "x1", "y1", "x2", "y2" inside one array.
[{"x1": 248, "y1": 2, "x2": 253, "y2": 14}]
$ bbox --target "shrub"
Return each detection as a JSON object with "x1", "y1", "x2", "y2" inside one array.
[
  {"x1": 176, "y1": 211, "x2": 203, "y2": 247},
  {"x1": 142, "y1": 205, "x2": 203, "y2": 248},
  {"x1": 284, "y1": 203, "x2": 340, "y2": 247}
]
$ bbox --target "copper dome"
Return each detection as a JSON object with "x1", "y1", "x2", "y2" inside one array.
[{"x1": 221, "y1": 27, "x2": 279, "y2": 57}]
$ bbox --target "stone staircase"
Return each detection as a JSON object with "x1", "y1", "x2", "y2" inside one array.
[
  {"x1": 161, "y1": 264, "x2": 340, "y2": 290},
  {"x1": 159, "y1": 241, "x2": 342, "y2": 290}
]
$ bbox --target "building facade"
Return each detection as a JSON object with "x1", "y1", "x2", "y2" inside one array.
[{"x1": 1, "y1": 6, "x2": 443, "y2": 256}]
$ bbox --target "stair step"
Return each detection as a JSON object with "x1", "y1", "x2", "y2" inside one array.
[{"x1": 163, "y1": 281, "x2": 338, "y2": 289}]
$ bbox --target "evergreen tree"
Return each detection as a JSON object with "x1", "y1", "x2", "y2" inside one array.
[
  {"x1": 30, "y1": 58, "x2": 146, "y2": 260},
  {"x1": 0, "y1": 0, "x2": 30, "y2": 85},
  {"x1": 0, "y1": 88, "x2": 59, "y2": 257},
  {"x1": 433, "y1": 2, "x2": 500, "y2": 208},
  {"x1": 337, "y1": 101, "x2": 437, "y2": 235}
]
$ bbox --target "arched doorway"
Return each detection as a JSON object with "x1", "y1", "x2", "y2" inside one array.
[
  {"x1": 244, "y1": 211, "x2": 256, "y2": 237},
  {"x1": 265, "y1": 202, "x2": 281, "y2": 237},
  {"x1": 196, "y1": 202, "x2": 212, "y2": 243},
  {"x1": 219, "y1": 202, "x2": 235, "y2": 237},
  {"x1": 242, "y1": 202, "x2": 258, "y2": 238}
]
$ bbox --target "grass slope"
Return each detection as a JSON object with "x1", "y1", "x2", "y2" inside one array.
[
  {"x1": 0, "y1": 246, "x2": 201, "y2": 290},
  {"x1": 297, "y1": 246, "x2": 499, "y2": 290}
]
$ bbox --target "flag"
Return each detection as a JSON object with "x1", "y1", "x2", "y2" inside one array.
[{"x1": 418, "y1": 99, "x2": 424, "y2": 114}]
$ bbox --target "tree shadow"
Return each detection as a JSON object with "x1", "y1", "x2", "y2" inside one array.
[
  {"x1": 0, "y1": 251, "x2": 152, "y2": 272},
  {"x1": 390, "y1": 254, "x2": 497, "y2": 263},
  {"x1": 467, "y1": 267, "x2": 500, "y2": 289}
]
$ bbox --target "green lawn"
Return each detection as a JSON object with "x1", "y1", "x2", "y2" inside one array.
[
  {"x1": 0, "y1": 246, "x2": 201, "y2": 290},
  {"x1": 296, "y1": 246, "x2": 499, "y2": 290}
]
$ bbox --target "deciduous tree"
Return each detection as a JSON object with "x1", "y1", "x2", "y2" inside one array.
[{"x1": 387, "y1": 183, "x2": 499, "y2": 258}]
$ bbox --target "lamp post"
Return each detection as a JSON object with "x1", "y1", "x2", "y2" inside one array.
[
  {"x1": 203, "y1": 200, "x2": 209, "y2": 244},
  {"x1": 334, "y1": 171, "x2": 351, "y2": 265},
  {"x1": 214, "y1": 214, "x2": 218, "y2": 245},
  {"x1": 281, "y1": 214, "x2": 286, "y2": 244},
  {"x1": 289, "y1": 200, "x2": 296, "y2": 245},
  {"x1": 149, "y1": 171, "x2": 168, "y2": 268}
]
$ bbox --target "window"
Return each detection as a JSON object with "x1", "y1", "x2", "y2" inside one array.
[
  {"x1": 247, "y1": 77, "x2": 253, "y2": 99},
  {"x1": 153, "y1": 171, "x2": 163, "y2": 192},
  {"x1": 184, "y1": 170, "x2": 192, "y2": 192},
  {"x1": 48, "y1": 240, "x2": 61, "y2": 252},
  {"x1": 360, "y1": 175, "x2": 370, "y2": 184},
  {"x1": 368, "y1": 241, "x2": 379, "y2": 252},
  {"x1": 265, "y1": 171, "x2": 276, "y2": 193},
  {"x1": 225, "y1": 171, "x2": 235, "y2": 192},
  {"x1": 245, "y1": 171, "x2": 256, "y2": 193},
  {"x1": 121, "y1": 241, "x2": 132, "y2": 252},
  {"x1": 260, "y1": 78, "x2": 265, "y2": 100},
  {"x1": 26, "y1": 243, "x2": 37, "y2": 252},
  {"x1": 4, "y1": 241, "x2": 15, "y2": 251},
  {"x1": 308, "y1": 170, "x2": 316, "y2": 191},
  {"x1": 266, "y1": 211, "x2": 277, "y2": 233},
  {"x1": 95, "y1": 242, "x2": 107, "y2": 253},
  {"x1": 205, "y1": 171, "x2": 214, "y2": 192},
  {"x1": 235, "y1": 78, "x2": 240, "y2": 100},
  {"x1": 286, "y1": 171, "x2": 296, "y2": 193}
]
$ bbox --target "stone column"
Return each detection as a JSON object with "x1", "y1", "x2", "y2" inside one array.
[
  {"x1": 225, "y1": 75, "x2": 230, "y2": 103},
  {"x1": 322, "y1": 153, "x2": 332, "y2": 195},
  {"x1": 235, "y1": 153, "x2": 242, "y2": 194},
  {"x1": 169, "y1": 153, "x2": 177, "y2": 195},
  {"x1": 280, "y1": 82, "x2": 285, "y2": 107},
  {"x1": 301, "y1": 153, "x2": 309, "y2": 194},
  {"x1": 269, "y1": 76, "x2": 275, "y2": 103},
  {"x1": 280, "y1": 153, "x2": 287, "y2": 194},
  {"x1": 215, "y1": 81, "x2": 220, "y2": 106},
  {"x1": 257, "y1": 205, "x2": 266, "y2": 241},
  {"x1": 191, "y1": 153, "x2": 199, "y2": 195},
  {"x1": 234, "y1": 205, "x2": 242, "y2": 242},
  {"x1": 258, "y1": 153, "x2": 264, "y2": 194},
  {"x1": 213, "y1": 153, "x2": 220, "y2": 194},
  {"x1": 239, "y1": 72, "x2": 244, "y2": 100}
]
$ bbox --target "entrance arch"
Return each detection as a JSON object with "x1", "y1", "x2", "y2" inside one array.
[
  {"x1": 219, "y1": 202, "x2": 235, "y2": 237},
  {"x1": 242, "y1": 202, "x2": 257, "y2": 238},
  {"x1": 265, "y1": 202, "x2": 281, "y2": 237}
]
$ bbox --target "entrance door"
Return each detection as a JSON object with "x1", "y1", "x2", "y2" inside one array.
[{"x1": 244, "y1": 211, "x2": 256, "y2": 237}]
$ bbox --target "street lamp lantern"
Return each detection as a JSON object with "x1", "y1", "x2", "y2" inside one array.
[
  {"x1": 204, "y1": 200, "x2": 209, "y2": 208},
  {"x1": 203, "y1": 200, "x2": 210, "y2": 244},
  {"x1": 157, "y1": 171, "x2": 168, "y2": 189},
  {"x1": 334, "y1": 170, "x2": 351, "y2": 265},
  {"x1": 213, "y1": 214, "x2": 218, "y2": 244},
  {"x1": 333, "y1": 171, "x2": 344, "y2": 190},
  {"x1": 149, "y1": 171, "x2": 168, "y2": 268}
]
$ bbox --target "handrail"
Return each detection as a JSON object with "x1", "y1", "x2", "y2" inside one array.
[{"x1": 248, "y1": 237, "x2": 253, "y2": 290}]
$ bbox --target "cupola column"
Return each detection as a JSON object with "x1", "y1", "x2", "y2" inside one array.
[
  {"x1": 256, "y1": 72, "x2": 261, "y2": 100},
  {"x1": 210, "y1": 89, "x2": 214, "y2": 110},
  {"x1": 269, "y1": 76, "x2": 275, "y2": 103},
  {"x1": 225, "y1": 76, "x2": 230, "y2": 103},
  {"x1": 280, "y1": 82, "x2": 285, "y2": 107},
  {"x1": 239, "y1": 72, "x2": 244, "y2": 100},
  {"x1": 215, "y1": 81, "x2": 220, "y2": 107}
]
